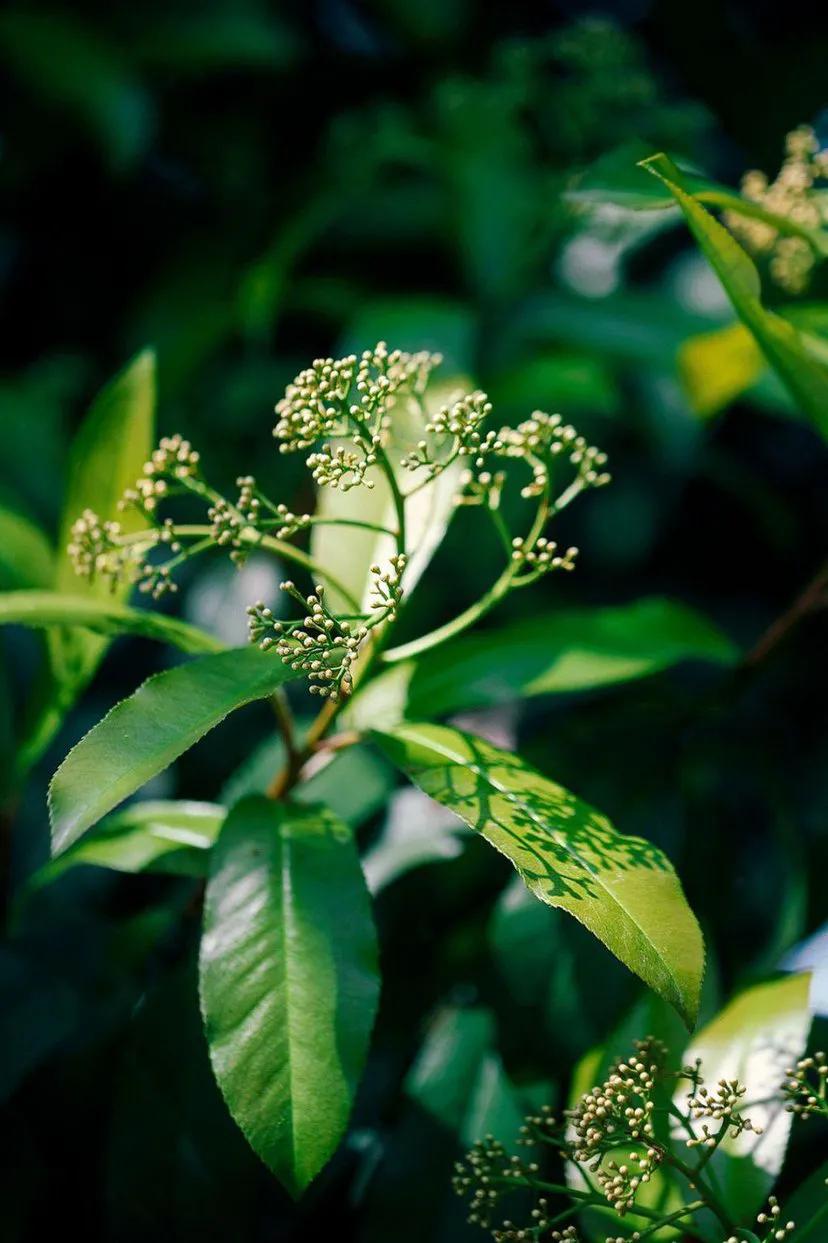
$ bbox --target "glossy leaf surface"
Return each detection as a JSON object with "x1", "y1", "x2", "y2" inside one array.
[
  {"x1": 375, "y1": 722, "x2": 704, "y2": 1026},
  {"x1": 199, "y1": 797, "x2": 379, "y2": 1195},
  {"x1": 0, "y1": 590, "x2": 222, "y2": 654},
  {"x1": 349, "y1": 597, "x2": 736, "y2": 727},
  {"x1": 49, "y1": 647, "x2": 297, "y2": 854}
]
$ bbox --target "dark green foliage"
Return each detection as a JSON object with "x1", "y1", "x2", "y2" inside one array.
[{"x1": 2, "y1": 4, "x2": 828, "y2": 1241}]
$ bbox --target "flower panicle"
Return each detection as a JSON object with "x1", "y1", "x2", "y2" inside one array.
[{"x1": 724, "y1": 123, "x2": 828, "y2": 294}]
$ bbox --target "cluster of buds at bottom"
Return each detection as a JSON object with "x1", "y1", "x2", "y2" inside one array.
[
  {"x1": 566, "y1": 1042, "x2": 662, "y2": 1163},
  {"x1": 723, "y1": 1196, "x2": 796, "y2": 1243},
  {"x1": 247, "y1": 583, "x2": 368, "y2": 700},
  {"x1": 781, "y1": 1051, "x2": 828, "y2": 1120}
]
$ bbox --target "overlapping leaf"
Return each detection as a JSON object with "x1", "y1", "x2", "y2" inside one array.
[
  {"x1": 49, "y1": 646, "x2": 298, "y2": 854},
  {"x1": 347, "y1": 597, "x2": 736, "y2": 728},
  {"x1": 374, "y1": 722, "x2": 704, "y2": 1026}
]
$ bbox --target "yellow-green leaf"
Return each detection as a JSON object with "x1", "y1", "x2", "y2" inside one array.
[
  {"x1": 676, "y1": 973, "x2": 812, "y2": 1220},
  {"x1": 0, "y1": 590, "x2": 223, "y2": 654},
  {"x1": 49, "y1": 646, "x2": 298, "y2": 854},
  {"x1": 374, "y1": 723, "x2": 704, "y2": 1027},
  {"x1": 640, "y1": 154, "x2": 828, "y2": 439}
]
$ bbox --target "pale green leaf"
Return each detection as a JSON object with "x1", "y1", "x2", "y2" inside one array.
[
  {"x1": 27, "y1": 351, "x2": 156, "y2": 772},
  {"x1": 374, "y1": 723, "x2": 704, "y2": 1027},
  {"x1": 0, "y1": 590, "x2": 223, "y2": 654},
  {"x1": 640, "y1": 154, "x2": 828, "y2": 439},
  {"x1": 676, "y1": 973, "x2": 813, "y2": 1220},
  {"x1": 29, "y1": 800, "x2": 225, "y2": 890},
  {"x1": 0, "y1": 507, "x2": 54, "y2": 590},
  {"x1": 310, "y1": 377, "x2": 464, "y2": 612},
  {"x1": 348, "y1": 598, "x2": 736, "y2": 729},
  {"x1": 49, "y1": 646, "x2": 298, "y2": 855},
  {"x1": 199, "y1": 797, "x2": 379, "y2": 1196}
]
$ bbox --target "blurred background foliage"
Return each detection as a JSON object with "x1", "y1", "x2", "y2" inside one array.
[{"x1": 1, "y1": 1, "x2": 828, "y2": 1239}]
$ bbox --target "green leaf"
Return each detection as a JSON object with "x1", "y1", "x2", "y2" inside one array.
[
  {"x1": 677, "y1": 973, "x2": 813, "y2": 1221},
  {"x1": 348, "y1": 598, "x2": 736, "y2": 729},
  {"x1": 0, "y1": 11, "x2": 153, "y2": 167},
  {"x1": 28, "y1": 800, "x2": 225, "y2": 890},
  {"x1": 785, "y1": 1159, "x2": 828, "y2": 1241},
  {"x1": 0, "y1": 590, "x2": 223, "y2": 654},
  {"x1": 48, "y1": 646, "x2": 298, "y2": 855},
  {"x1": 0, "y1": 508, "x2": 54, "y2": 590},
  {"x1": 374, "y1": 723, "x2": 704, "y2": 1027},
  {"x1": 25, "y1": 351, "x2": 156, "y2": 773},
  {"x1": 404, "y1": 1006, "x2": 492, "y2": 1128},
  {"x1": 640, "y1": 154, "x2": 828, "y2": 439},
  {"x1": 199, "y1": 797, "x2": 379, "y2": 1196},
  {"x1": 572, "y1": 143, "x2": 828, "y2": 256}
]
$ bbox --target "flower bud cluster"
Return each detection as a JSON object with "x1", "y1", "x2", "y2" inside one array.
[
  {"x1": 452, "y1": 1135, "x2": 513, "y2": 1231},
  {"x1": 274, "y1": 343, "x2": 442, "y2": 490},
  {"x1": 248, "y1": 558, "x2": 406, "y2": 700},
  {"x1": 494, "y1": 412, "x2": 610, "y2": 500},
  {"x1": 781, "y1": 1051, "x2": 828, "y2": 1120},
  {"x1": 68, "y1": 509, "x2": 181, "y2": 597},
  {"x1": 270, "y1": 503, "x2": 312, "y2": 539},
  {"x1": 724, "y1": 124, "x2": 828, "y2": 294},
  {"x1": 400, "y1": 390, "x2": 496, "y2": 478},
  {"x1": 367, "y1": 553, "x2": 406, "y2": 614},
  {"x1": 248, "y1": 582, "x2": 368, "y2": 700},
  {"x1": 511, "y1": 537, "x2": 578, "y2": 576},
  {"x1": 119, "y1": 434, "x2": 201, "y2": 516},
  {"x1": 306, "y1": 439, "x2": 380, "y2": 491},
  {"x1": 686, "y1": 1078, "x2": 762, "y2": 1143},
  {"x1": 749, "y1": 1195, "x2": 796, "y2": 1242},
  {"x1": 565, "y1": 1045, "x2": 664, "y2": 1215}
]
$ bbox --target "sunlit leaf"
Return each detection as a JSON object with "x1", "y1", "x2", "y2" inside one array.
[
  {"x1": 0, "y1": 590, "x2": 223, "y2": 654},
  {"x1": 29, "y1": 800, "x2": 225, "y2": 890},
  {"x1": 22, "y1": 351, "x2": 156, "y2": 774},
  {"x1": 49, "y1": 647, "x2": 298, "y2": 855},
  {"x1": 374, "y1": 723, "x2": 704, "y2": 1026},
  {"x1": 679, "y1": 322, "x2": 766, "y2": 418},
  {"x1": 200, "y1": 797, "x2": 379, "y2": 1195},
  {"x1": 640, "y1": 154, "x2": 828, "y2": 439},
  {"x1": 348, "y1": 598, "x2": 736, "y2": 728},
  {"x1": 675, "y1": 973, "x2": 813, "y2": 1221}
]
